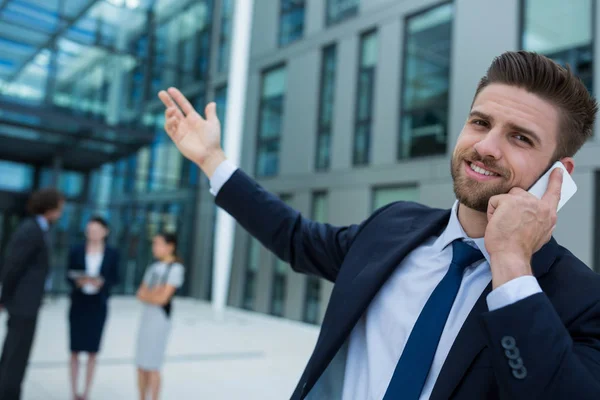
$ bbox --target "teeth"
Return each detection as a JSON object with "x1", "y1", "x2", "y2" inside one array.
[{"x1": 469, "y1": 163, "x2": 498, "y2": 176}]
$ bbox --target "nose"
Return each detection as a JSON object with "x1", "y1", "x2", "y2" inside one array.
[{"x1": 473, "y1": 130, "x2": 502, "y2": 160}]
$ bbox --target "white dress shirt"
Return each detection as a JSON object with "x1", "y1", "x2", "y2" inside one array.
[
  {"x1": 209, "y1": 159, "x2": 542, "y2": 399},
  {"x1": 35, "y1": 215, "x2": 49, "y2": 232}
]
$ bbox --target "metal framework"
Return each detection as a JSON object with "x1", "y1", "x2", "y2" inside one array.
[{"x1": 0, "y1": 0, "x2": 157, "y2": 172}]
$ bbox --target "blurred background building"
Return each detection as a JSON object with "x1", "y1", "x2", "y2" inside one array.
[{"x1": 0, "y1": 0, "x2": 598, "y2": 326}]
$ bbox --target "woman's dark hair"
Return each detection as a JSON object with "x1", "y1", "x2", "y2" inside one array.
[
  {"x1": 157, "y1": 231, "x2": 183, "y2": 263},
  {"x1": 88, "y1": 215, "x2": 109, "y2": 229},
  {"x1": 27, "y1": 188, "x2": 64, "y2": 215}
]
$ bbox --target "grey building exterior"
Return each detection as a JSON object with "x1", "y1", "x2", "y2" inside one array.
[{"x1": 219, "y1": 0, "x2": 600, "y2": 324}]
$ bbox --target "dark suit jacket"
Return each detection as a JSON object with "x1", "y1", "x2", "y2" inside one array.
[
  {"x1": 66, "y1": 244, "x2": 119, "y2": 301},
  {"x1": 216, "y1": 169, "x2": 600, "y2": 400},
  {"x1": 0, "y1": 218, "x2": 49, "y2": 317}
]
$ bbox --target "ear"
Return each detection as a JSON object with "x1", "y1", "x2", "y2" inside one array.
[{"x1": 559, "y1": 157, "x2": 575, "y2": 175}]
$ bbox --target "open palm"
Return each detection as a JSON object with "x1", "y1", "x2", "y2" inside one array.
[{"x1": 158, "y1": 87, "x2": 223, "y2": 169}]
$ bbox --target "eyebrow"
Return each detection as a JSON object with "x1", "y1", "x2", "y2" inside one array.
[{"x1": 468, "y1": 110, "x2": 542, "y2": 145}]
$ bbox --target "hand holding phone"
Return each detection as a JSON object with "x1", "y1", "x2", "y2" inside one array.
[{"x1": 527, "y1": 161, "x2": 577, "y2": 212}]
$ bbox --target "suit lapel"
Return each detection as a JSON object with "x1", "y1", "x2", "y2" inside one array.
[
  {"x1": 429, "y1": 282, "x2": 492, "y2": 400},
  {"x1": 429, "y1": 237, "x2": 560, "y2": 399}
]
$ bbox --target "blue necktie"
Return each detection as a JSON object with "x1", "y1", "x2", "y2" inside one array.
[{"x1": 383, "y1": 240, "x2": 483, "y2": 400}]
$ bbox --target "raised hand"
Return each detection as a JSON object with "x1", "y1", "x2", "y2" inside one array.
[
  {"x1": 158, "y1": 87, "x2": 226, "y2": 178},
  {"x1": 484, "y1": 167, "x2": 563, "y2": 288}
]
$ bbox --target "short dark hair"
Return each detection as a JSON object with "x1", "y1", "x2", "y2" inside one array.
[
  {"x1": 473, "y1": 51, "x2": 598, "y2": 159},
  {"x1": 27, "y1": 188, "x2": 64, "y2": 215},
  {"x1": 156, "y1": 231, "x2": 183, "y2": 263},
  {"x1": 89, "y1": 215, "x2": 109, "y2": 229}
]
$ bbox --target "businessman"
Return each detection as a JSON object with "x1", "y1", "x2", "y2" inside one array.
[
  {"x1": 159, "y1": 51, "x2": 600, "y2": 399},
  {"x1": 0, "y1": 188, "x2": 64, "y2": 400}
]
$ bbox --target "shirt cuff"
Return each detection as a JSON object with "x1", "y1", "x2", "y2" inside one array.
[
  {"x1": 209, "y1": 159, "x2": 239, "y2": 196},
  {"x1": 486, "y1": 275, "x2": 542, "y2": 311}
]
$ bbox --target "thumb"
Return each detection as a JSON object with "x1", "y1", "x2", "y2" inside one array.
[{"x1": 205, "y1": 102, "x2": 218, "y2": 121}]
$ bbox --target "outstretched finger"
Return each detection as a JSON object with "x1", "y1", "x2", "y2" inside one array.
[
  {"x1": 167, "y1": 87, "x2": 197, "y2": 117},
  {"x1": 159, "y1": 90, "x2": 175, "y2": 108}
]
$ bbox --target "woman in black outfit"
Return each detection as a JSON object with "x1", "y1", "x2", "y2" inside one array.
[{"x1": 66, "y1": 216, "x2": 119, "y2": 400}]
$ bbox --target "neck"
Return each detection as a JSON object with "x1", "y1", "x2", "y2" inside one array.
[
  {"x1": 162, "y1": 255, "x2": 176, "y2": 263},
  {"x1": 87, "y1": 240, "x2": 104, "y2": 250},
  {"x1": 456, "y1": 202, "x2": 488, "y2": 238}
]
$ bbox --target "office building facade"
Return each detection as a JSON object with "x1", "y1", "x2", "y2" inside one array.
[
  {"x1": 226, "y1": 0, "x2": 600, "y2": 324},
  {"x1": 0, "y1": 0, "x2": 599, "y2": 325}
]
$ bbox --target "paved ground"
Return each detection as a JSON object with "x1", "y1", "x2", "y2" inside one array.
[{"x1": 1, "y1": 296, "x2": 319, "y2": 400}]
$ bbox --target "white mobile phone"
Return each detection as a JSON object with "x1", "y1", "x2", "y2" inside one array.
[{"x1": 527, "y1": 161, "x2": 577, "y2": 212}]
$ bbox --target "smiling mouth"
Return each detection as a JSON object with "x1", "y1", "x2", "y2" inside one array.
[{"x1": 466, "y1": 162, "x2": 501, "y2": 177}]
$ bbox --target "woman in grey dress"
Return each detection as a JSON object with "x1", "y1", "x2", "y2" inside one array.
[{"x1": 135, "y1": 232, "x2": 185, "y2": 400}]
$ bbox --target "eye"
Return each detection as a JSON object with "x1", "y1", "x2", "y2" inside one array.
[
  {"x1": 513, "y1": 134, "x2": 533, "y2": 145},
  {"x1": 471, "y1": 119, "x2": 489, "y2": 128}
]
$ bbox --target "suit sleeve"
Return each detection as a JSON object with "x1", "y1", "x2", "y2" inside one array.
[
  {"x1": 0, "y1": 223, "x2": 40, "y2": 303},
  {"x1": 481, "y1": 290, "x2": 600, "y2": 399},
  {"x1": 215, "y1": 169, "x2": 380, "y2": 282}
]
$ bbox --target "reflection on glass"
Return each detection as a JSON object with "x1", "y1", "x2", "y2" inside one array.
[
  {"x1": 522, "y1": 0, "x2": 593, "y2": 93},
  {"x1": 39, "y1": 169, "x2": 84, "y2": 198},
  {"x1": 326, "y1": 0, "x2": 359, "y2": 26},
  {"x1": 256, "y1": 66, "x2": 286, "y2": 177},
  {"x1": 215, "y1": 85, "x2": 228, "y2": 147},
  {"x1": 0, "y1": 161, "x2": 34, "y2": 192},
  {"x1": 353, "y1": 31, "x2": 377, "y2": 166},
  {"x1": 242, "y1": 237, "x2": 261, "y2": 310},
  {"x1": 372, "y1": 186, "x2": 419, "y2": 211},
  {"x1": 303, "y1": 192, "x2": 328, "y2": 324},
  {"x1": 316, "y1": 45, "x2": 337, "y2": 171},
  {"x1": 279, "y1": 0, "x2": 305, "y2": 47},
  {"x1": 218, "y1": 0, "x2": 233, "y2": 73},
  {"x1": 399, "y1": 2, "x2": 453, "y2": 160},
  {"x1": 270, "y1": 193, "x2": 292, "y2": 317}
]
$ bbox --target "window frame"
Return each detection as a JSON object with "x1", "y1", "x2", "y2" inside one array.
[{"x1": 397, "y1": 0, "x2": 455, "y2": 161}]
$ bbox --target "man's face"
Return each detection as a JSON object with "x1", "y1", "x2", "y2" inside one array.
[{"x1": 451, "y1": 84, "x2": 563, "y2": 212}]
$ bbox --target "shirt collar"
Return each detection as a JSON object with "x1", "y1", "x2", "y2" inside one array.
[
  {"x1": 36, "y1": 215, "x2": 49, "y2": 232},
  {"x1": 437, "y1": 200, "x2": 491, "y2": 264}
]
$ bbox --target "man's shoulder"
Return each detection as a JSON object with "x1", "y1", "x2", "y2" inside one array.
[
  {"x1": 14, "y1": 218, "x2": 40, "y2": 236},
  {"x1": 370, "y1": 200, "x2": 449, "y2": 221}
]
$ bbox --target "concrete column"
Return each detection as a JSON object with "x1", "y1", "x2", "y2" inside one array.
[{"x1": 212, "y1": 0, "x2": 255, "y2": 316}]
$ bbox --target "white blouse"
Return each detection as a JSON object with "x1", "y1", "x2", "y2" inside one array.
[{"x1": 82, "y1": 252, "x2": 104, "y2": 295}]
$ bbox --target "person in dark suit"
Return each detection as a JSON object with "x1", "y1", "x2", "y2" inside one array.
[
  {"x1": 0, "y1": 188, "x2": 64, "y2": 400},
  {"x1": 158, "y1": 50, "x2": 600, "y2": 399},
  {"x1": 66, "y1": 216, "x2": 119, "y2": 400}
]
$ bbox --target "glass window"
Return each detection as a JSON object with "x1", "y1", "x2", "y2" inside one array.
[
  {"x1": 316, "y1": 45, "x2": 337, "y2": 171},
  {"x1": 242, "y1": 237, "x2": 261, "y2": 310},
  {"x1": 215, "y1": 85, "x2": 228, "y2": 147},
  {"x1": 303, "y1": 191, "x2": 328, "y2": 324},
  {"x1": 256, "y1": 66, "x2": 286, "y2": 177},
  {"x1": 354, "y1": 30, "x2": 377, "y2": 166},
  {"x1": 399, "y1": 2, "x2": 453, "y2": 160},
  {"x1": 522, "y1": 0, "x2": 593, "y2": 93},
  {"x1": 40, "y1": 169, "x2": 84, "y2": 198},
  {"x1": 218, "y1": 0, "x2": 233, "y2": 73},
  {"x1": 270, "y1": 193, "x2": 292, "y2": 317},
  {"x1": 326, "y1": 0, "x2": 359, "y2": 26},
  {"x1": 0, "y1": 161, "x2": 34, "y2": 192},
  {"x1": 279, "y1": 0, "x2": 305, "y2": 47},
  {"x1": 135, "y1": 147, "x2": 151, "y2": 193},
  {"x1": 372, "y1": 186, "x2": 419, "y2": 211}
]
